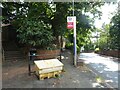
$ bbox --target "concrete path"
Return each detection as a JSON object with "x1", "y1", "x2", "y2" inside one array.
[
  {"x1": 2, "y1": 50, "x2": 108, "y2": 88},
  {"x1": 79, "y1": 52, "x2": 119, "y2": 89}
]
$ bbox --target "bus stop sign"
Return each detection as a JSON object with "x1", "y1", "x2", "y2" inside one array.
[{"x1": 67, "y1": 16, "x2": 75, "y2": 29}]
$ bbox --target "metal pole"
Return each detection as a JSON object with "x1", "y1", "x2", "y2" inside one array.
[
  {"x1": 73, "y1": 0, "x2": 77, "y2": 67},
  {"x1": 73, "y1": 17, "x2": 77, "y2": 67},
  {"x1": 73, "y1": 0, "x2": 74, "y2": 16},
  {"x1": 28, "y1": 52, "x2": 31, "y2": 76},
  {"x1": 0, "y1": 7, "x2": 2, "y2": 90},
  {"x1": 60, "y1": 35, "x2": 62, "y2": 61}
]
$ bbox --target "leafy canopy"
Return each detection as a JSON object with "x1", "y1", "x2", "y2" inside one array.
[{"x1": 2, "y1": 2, "x2": 104, "y2": 52}]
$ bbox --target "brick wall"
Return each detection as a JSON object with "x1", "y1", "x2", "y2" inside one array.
[{"x1": 98, "y1": 50, "x2": 120, "y2": 58}]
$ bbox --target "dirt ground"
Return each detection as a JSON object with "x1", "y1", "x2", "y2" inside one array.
[{"x1": 2, "y1": 50, "x2": 108, "y2": 88}]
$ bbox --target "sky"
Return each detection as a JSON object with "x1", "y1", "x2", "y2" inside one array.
[
  {"x1": 91, "y1": 3, "x2": 118, "y2": 43},
  {"x1": 94, "y1": 3, "x2": 118, "y2": 28},
  {"x1": 82, "y1": 2, "x2": 119, "y2": 43}
]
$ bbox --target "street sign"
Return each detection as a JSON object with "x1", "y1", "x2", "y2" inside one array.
[
  {"x1": 67, "y1": 16, "x2": 77, "y2": 67},
  {"x1": 67, "y1": 16, "x2": 76, "y2": 29}
]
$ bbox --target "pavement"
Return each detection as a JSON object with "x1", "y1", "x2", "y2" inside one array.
[
  {"x1": 79, "y1": 52, "x2": 119, "y2": 89},
  {"x1": 2, "y1": 50, "x2": 117, "y2": 89}
]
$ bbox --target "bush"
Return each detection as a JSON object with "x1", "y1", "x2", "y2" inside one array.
[{"x1": 17, "y1": 18, "x2": 54, "y2": 49}]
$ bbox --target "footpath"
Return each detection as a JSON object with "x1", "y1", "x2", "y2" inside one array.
[{"x1": 2, "y1": 50, "x2": 114, "y2": 88}]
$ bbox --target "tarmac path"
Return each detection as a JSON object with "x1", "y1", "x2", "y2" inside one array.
[{"x1": 79, "y1": 52, "x2": 119, "y2": 89}]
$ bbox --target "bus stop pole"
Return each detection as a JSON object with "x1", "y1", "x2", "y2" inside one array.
[
  {"x1": 73, "y1": 0, "x2": 77, "y2": 67},
  {"x1": 73, "y1": 17, "x2": 77, "y2": 67}
]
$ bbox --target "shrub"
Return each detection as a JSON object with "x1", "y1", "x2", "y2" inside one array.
[{"x1": 17, "y1": 18, "x2": 54, "y2": 49}]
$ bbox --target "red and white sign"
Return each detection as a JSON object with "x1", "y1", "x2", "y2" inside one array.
[
  {"x1": 67, "y1": 16, "x2": 76, "y2": 29},
  {"x1": 67, "y1": 22, "x2": 74, "y2": 29}
]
